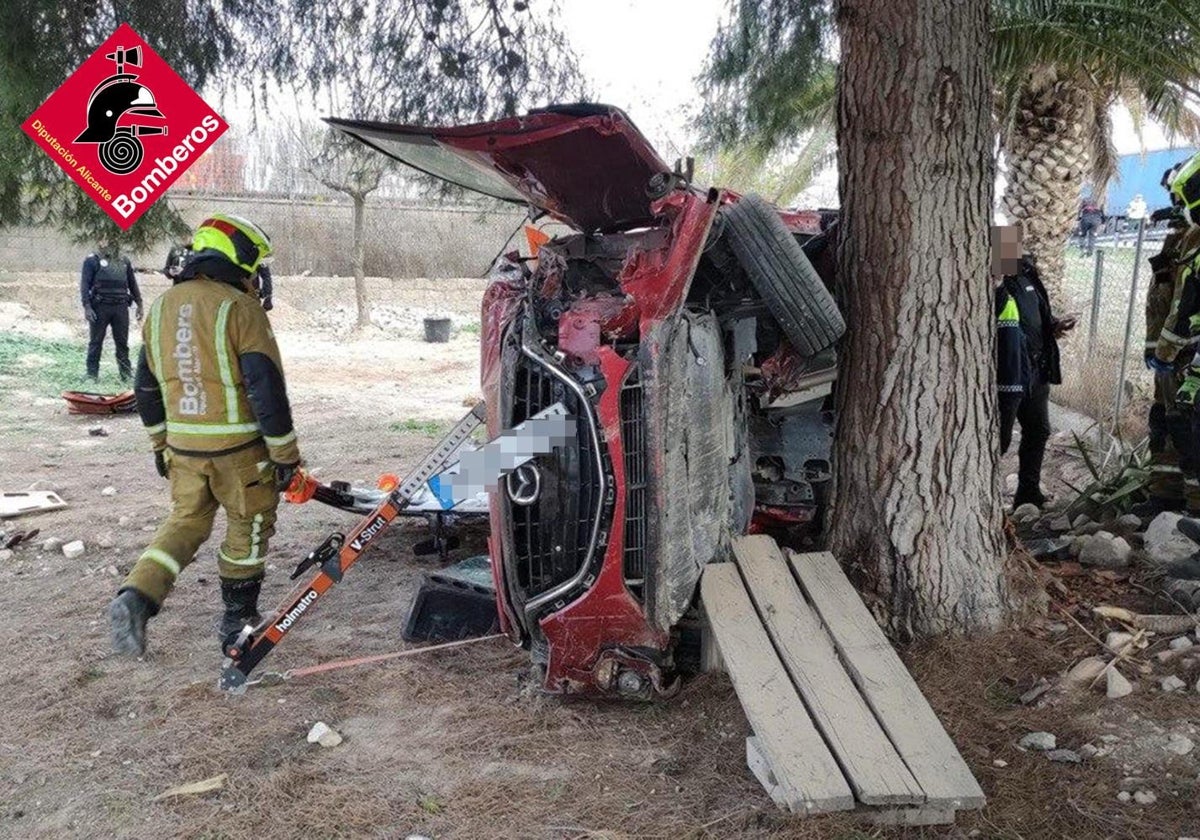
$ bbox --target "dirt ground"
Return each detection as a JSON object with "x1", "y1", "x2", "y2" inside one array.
[{"x1": 0, "y1": 271, "x2": 1197, "y2": 839}]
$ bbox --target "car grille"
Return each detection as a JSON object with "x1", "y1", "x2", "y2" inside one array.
[
  {"x1": 507, "y1": 355, "x2": 602, "y2": 599},
  {"x1": 620, "y1": 367, "x2": 648, "y2": 598}
]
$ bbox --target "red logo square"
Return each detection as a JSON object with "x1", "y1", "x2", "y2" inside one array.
[{"x1": 21, "y1": 23, "x2": 228, "y2": 230}]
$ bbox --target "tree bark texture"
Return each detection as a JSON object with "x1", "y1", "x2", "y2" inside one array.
[
  {"x1": 352, "y1": 193, "x2": 370, "y2": 327},
  {"x1": 831, "y1": 0, "x2": 1009, "y2": 638},
  {"x1": 1001, "y1": 69, "x2": 1092, "y2": 310}
]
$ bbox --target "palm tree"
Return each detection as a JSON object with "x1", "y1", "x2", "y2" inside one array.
[
  {"x1": 994, "y1": 1, "x2": 1200, "y2": 304},
  {"x1": 700, "y1": 0, "x2": 1200, "y2": 304}
]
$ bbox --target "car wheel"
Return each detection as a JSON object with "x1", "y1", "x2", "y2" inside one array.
[{"x1": 723, "y1": 193, "x2": 846, "y2": 356}]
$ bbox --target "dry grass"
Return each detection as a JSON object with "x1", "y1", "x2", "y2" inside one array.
[{"x1": 0, "y1": 275, "x2": 1196, "y2": 839}]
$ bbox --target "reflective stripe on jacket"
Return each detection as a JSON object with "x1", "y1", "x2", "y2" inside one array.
[
  {"x1": 1156, "y1": 230, "x2": 1200, "y2": 363},
  {"x1": 135, "y1": 276, "x2": 300, "y2": 464}
]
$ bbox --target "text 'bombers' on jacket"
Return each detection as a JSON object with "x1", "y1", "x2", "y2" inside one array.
[{"x1": 133, "y1": 276, "x2": 300, "y2": 466}]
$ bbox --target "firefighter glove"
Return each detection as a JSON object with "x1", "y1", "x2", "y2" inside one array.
[
  {"x1": 154, "y1": 450, "x2": 168, "y2": 479},
  {"x1": 135, "y1": 303, "x2": 144, "y2": 322},
  {"x1": 1177, "y1": 373, "x2": 1200, "y2": 406},
  {"x1": 261, "y1": 295, "x2": 273, "y2": 312},
  {"x1": 271, "y1": 461, "x2": 299, "y2": 493},
  {"x1": 84, "y1": 305, "x2": 97, "y2": 323}
]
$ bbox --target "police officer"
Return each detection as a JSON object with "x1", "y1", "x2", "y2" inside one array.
[
  {"x1": 109, "y1": 214, "x2": 301, "y2": 656},
  {"x1": 1152, "y1": 152, "x2": 1200, "y2": 504},
  {"x1": 163, "y1": 241, "x2": 191, "y2": 281},
  {"x1": 1140, "y1": 165, "x2": 1200, "y2": 514},
  {"x1": 81, "y1": 244, "x2": 142, "y2": 381},
  {"x1": 255, "y1": 263, "x2": 274, "y2": 311},
  {"x1": 994, "y1": 224, "x2": 1075, "y2": 509}
]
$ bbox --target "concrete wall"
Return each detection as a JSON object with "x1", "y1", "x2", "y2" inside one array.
[{"x1": 0, "y1": 193, "x2": 527, "y2": 278}]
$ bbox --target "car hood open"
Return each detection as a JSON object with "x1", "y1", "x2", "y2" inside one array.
[{"x1": 325, "y1": 104, "x2": 671, "y2": 233}]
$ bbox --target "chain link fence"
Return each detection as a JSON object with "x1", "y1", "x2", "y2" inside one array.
[{"x1": 1056, "y1": 220, "x2": 1168, "y2": 438}]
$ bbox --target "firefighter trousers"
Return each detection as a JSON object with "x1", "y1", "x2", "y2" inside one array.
[
  {"x1": 122, "y1": 442, "x2": 279, "y2": 606},
  {"x1": 1149, "y1": 370, "x2": 1200, "y2": 510}
]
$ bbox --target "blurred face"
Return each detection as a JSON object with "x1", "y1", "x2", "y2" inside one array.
[{"x1": 991, "y1": 225, "x2": 1021, "y2": 278}]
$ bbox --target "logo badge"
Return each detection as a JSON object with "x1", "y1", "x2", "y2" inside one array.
[
  {"x1": 506, "y1": 463, "x2": 542, "y2": 506},
  {"x1": 21, "y1": 23, "x2": 227, "y2": 230}
]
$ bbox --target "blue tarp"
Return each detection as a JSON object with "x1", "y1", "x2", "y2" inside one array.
[{"x1": 1089, "y1": 146, "x2": 1198, "y2": 216}]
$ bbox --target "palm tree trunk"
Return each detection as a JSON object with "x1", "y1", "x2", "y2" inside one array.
[{"x1": 1001, "y1": 69, "x2": 1092, "y2": 310}]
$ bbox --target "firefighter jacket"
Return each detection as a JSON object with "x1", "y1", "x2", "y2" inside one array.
[
  {"x1": 1154, "y1": 228, "x2": 1200, "y2": 364},
  {"x1": 996, "y1": 256, "x2": 1062, "y2": 409},
  {"x1": 133, "y1": 275, "x2": 301, "y2": 465},
  {"x1": 81, "y1": 253, "x2": 141, "y2": 307}
]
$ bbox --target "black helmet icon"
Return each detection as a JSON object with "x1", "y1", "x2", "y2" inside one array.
[{"x1": 73, "y1": 46, "x2": 167, "y2": 175}]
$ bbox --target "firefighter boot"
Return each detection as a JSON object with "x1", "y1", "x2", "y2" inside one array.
[
  {"x1": 109, "y1": 588, "x2": 157, "y2": 656},
  {"x1": 218, "y1": 576, "x2": 263, "y2": 648}
]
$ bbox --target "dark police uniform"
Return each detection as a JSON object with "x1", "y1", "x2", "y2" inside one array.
[
  {"x1": 996, "y1": 256, "x2": 1063, "y2": 508},
  {"x1": 81, "y1": 252, "x2": 142, "y2": 380}
]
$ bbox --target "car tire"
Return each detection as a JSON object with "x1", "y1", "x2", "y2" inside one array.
[{"x1": 723, "y1": 193, "x2": 846, "y2": 356}]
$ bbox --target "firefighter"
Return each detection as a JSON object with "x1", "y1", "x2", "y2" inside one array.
[
  {"x1": 81, "y1": 244, "x2": 142, "y2": 381},
  {"x1": 1140, "y1": 166, "x2": 1200, "y2": 514},
  {"x1": 994, "y1": 224, "x2": 1075, "y2": 509},
  {"x1": 1153, "y1": 152, "x2": 1200, "y2": 506},
  {"x1": 109, "y1": 214, "x2": 301, "y2": 656}
]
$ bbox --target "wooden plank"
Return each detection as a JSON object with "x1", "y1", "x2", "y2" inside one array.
[
  {"x1": 788, "y1": 551, "x2": 986, "y2": 810},
  {"x1": 701, "y1": 563, "x2": 854, "y2": 814},
  {"x1": 733, "y1": 536, "x2": 923, "y2": 806},
  {"x1": 865, "y1": 806, "x2": 956, "y2": 826},
  {"x1": 744, "y1": 737, "x2": 789, "y2": 808}
]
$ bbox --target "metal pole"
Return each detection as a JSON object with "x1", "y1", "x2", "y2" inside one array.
[
  {"x1": 1111, "y1": 218, "x2": 1146, "y2": 435},
  {"x1": 1087, "y1": 249, "x2": 1104, "y2": 361}
]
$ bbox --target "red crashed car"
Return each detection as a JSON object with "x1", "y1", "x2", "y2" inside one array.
[{"x1": 330, "y1": 104, "x2": 845, "y2": 697}]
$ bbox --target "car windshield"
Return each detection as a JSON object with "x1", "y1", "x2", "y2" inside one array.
[{"x1": 349, "y1": 130, "x2": 527, "y2": 203}]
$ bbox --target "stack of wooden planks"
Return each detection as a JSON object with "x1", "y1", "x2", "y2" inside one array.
[{"x1": 701, "y1": 535, "x2": 985, "y2": 825}]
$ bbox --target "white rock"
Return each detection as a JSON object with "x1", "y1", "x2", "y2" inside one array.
[
  {"x1": 42, "y1": 537, "x2": 64, "y2": 553},
  {"x1": 0, "y1": 549, "x2": 12, "y2": 562},
  {"x1": 1072, "y1": 514, "x2": 1092, "y2": 530},
  {"x1": 1107, "y1": 631, "x2": 1136, "y2": 652},
  {"x1": 1099, "y1": 734, "x2": 1121, "y2": 744},
  {"x1": 1133, "y1": 790, "x2": 1157, "y2": 805},
  {"x1": 1019, "y1": 731, "x2": 1056, "y2": 751},
  {"x1": 1107, "y1": 667, "x2": 1134, "y2": 699},
  {"x1": 1013, "y1": 503, "x2": 1041, "y2": 523},
  {"x1": 1079, "y1": 744, "x2": 1099, "y2": 759},
  {"x1": 306, "y1": 721, "x2": 342, "y2": 748},
  {"x1": 1164, "y1": 734, "x2": 1194, "y2": 756},
  {"x1": 1169, "y1": 636, "x2": 1194, "y2": 652},
  {"x1": 100, "y1": 486, "x2": 117, "y2": 497},
  {"x1": 1115, "y1": 513, "x2": 1143, "y2": 531},
  {"x1": 992, "y1": 758, "x2": 1008, "y2": 767},
  {"x1": 1063, "y1": 657, "x2": 1107, "y2": 689},
  {"x1": 1144, "y1": 512, "x2": 1196, "y2": 567},
  {"x1": 96, "y1": 532, "x2": 116, "y2": 549},
  {"x1": 1117, "y1": 790, "x2": 1132, "y2": 803},
  {"x1": 1162, "y1": 675, "x2": 1187, "y2": 692},
  {"x1": 1047, "y1": 748, "x2": 1081, "y2": 763},
  {"x1": 62, "y1": 540, "x2": 86, "y2": 559},
  {"x1": 118, "y1": 516, "x2": 132, "y2": 527},
  {"x1": 1079, "y1": 534, "x2": 1132, "y2": 568}
]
